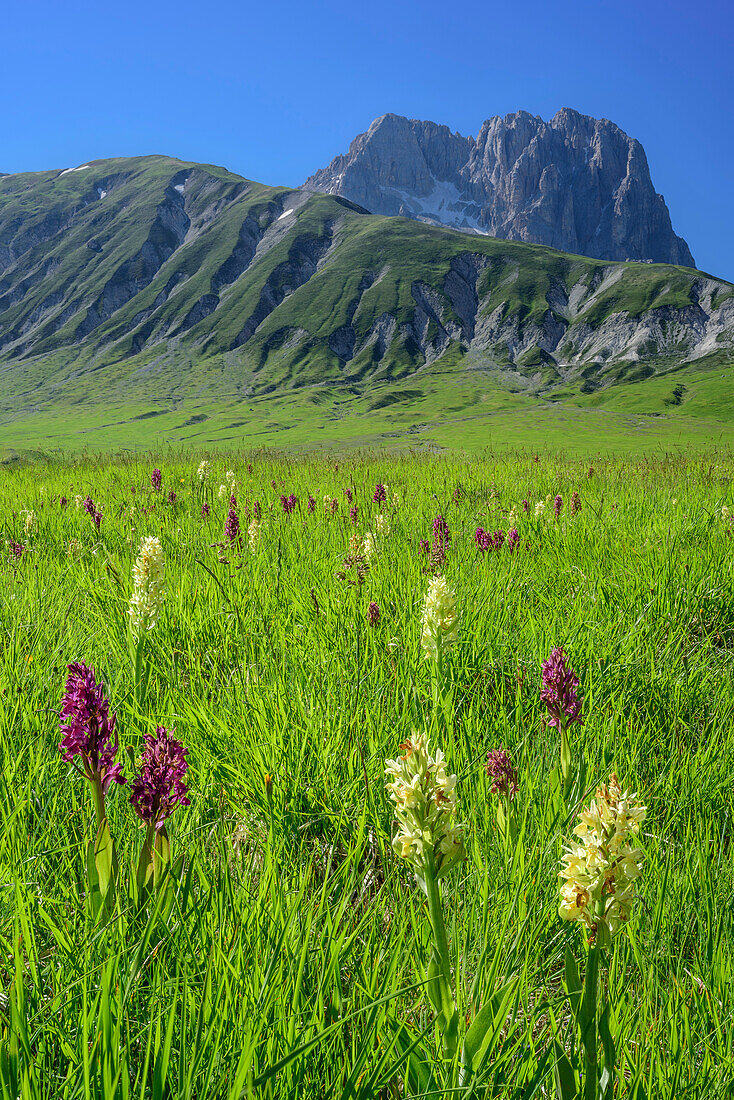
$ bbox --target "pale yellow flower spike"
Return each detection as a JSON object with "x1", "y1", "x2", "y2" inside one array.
[
  {"x1": 559, "y1": 772, "x2": 646, "y2": 944},
  {"x1": 129, "y1": 535, "x2": 165, "y2": 637},
  {"x1": 421, "y1": 574, "x2": 458, "y2": 663}
]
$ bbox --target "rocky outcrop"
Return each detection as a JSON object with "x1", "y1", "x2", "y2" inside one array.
[{"x1": 305, "y1": 109, "x2": 694, "y2": 266}]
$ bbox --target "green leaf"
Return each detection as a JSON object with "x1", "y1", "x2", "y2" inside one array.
[
  {"x1": 552, "y1": 1039, "x2": 579, "y2": 1100},
  {"x1": 598, "y1": 1001, "x2": 615, "y2": 1098},
  {"x1": 461, "y1": 977, "x2": 517, "y2": 1077},
  {"x1": 94, "y1": 817, "x2": 114, "y2": 900},
  {"x1": 380, "y1": 1017, "x2": 436, "y2": 1098},
  {"x1": 152, "y1": 827, "x2": 171, "y2": 891},
  {"x1": 85, "y1": 836, "x2": 102, "y2": 918},
  {"x1": 426, "y1": 949, "x2": 444, "y2": 1017},
  {"x1": 564, "y1": 945, "x2": 583, "y2": 1023}
]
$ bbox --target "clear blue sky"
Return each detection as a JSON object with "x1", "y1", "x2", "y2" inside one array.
[{"x1": 5, "y1": 0, "x2": 733, "y2": 278}]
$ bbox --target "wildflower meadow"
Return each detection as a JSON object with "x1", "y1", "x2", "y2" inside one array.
[{"x1": 1, "y1": 449, "x2": 733, "y2": 1098}]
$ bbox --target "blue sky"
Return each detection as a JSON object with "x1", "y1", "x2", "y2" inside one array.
[{"x1": 5, "y1": 0, "x2": 732, "y2": 278}]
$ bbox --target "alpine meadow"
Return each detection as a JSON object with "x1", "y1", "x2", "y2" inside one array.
[{"x1": 2, "y1": 450, "x2": 734, "y2": 1097}]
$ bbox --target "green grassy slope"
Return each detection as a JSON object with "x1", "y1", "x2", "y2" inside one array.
[{"x1": 0, "y1": 155, "x2": 732, "y2": 452}]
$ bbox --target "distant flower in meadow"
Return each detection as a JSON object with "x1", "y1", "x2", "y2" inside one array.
[
  {"x1": 167, "y1": 490, "x2": 177, "y2": 505},
  {"x1": 373, "y1": 482, "x2": 386, "y2": 505},
  {"x1": 151, "y1": 469, "x2": 162, "y2": 491},
  {"x1": 554, "y1": 495, "x2": 563, "y2": 517},
  {"x1": 217, "y1": 483, "x2": 228, "y2": 501},
  {"x1": 419, "y1": 538, "x2": 430, "y2": 553},
  {"x1": 350, "y1": 505, "x2": 359, "y2": 525},
  {"x1": 367, "y1": 601, "x2": 380, "y2": 626},
  {"x1": 559, "y1": 773, "x2": 645, "y2": 944},
  {"x1": 129, "y1": 726, "x2": 189, "y2": 830},
  {"x1": 67, "y1": 538, "x2": 82, "y2": 558},
  {"x1": 83, "y1": 496, "x2": 95, "y2": 516},
  {"x1": 385, "y1": 733, "x2": 463, "y2": 878},
  {"x1": 307, "y1": 494, "x2": 316, "y2": 514},
  {"x1": 486, "y1": 749, "x2": 518, "y2": 798},
  {"x1": 432, "y1": 514, "x2": 451, "y2": 549},
  {"x1": 225, "y1": 507, "x2": 241, "y2": 544},
  {"x1": 253, "y1": 500, "x2": 262, "y2": 520},
  {"x1": 475, "y1": 528, "x2": 491, "y2": 552},
  {"x1": 324, "y1": 495, "x2": 338, "y2": 515},
  {"x1": 74, "y1": 495, "x2": 83, "y2": 509},
  {"x1": 197, "y1": 459, "x2": 211, "y2": 482},
  {"x1": 475, "y1": 527, "x2": 505, "y2": 552},
  {"x1": 421, "y1": 575, "x2": 458, "y2": 663},
  {"x1": 344, "y1": 487, "x2": 353, "y2": 503},
  {"x1": 248, "y1": 516, "x2": 260, "y2": 552},
  {"x1": 375, "y1": 512, "x2": 390, "y2": 536},
  {"x1": 281, "y1": 493, "x2": 297, "y2": 515},
  {"x1": 24, "y1": 511, "x2": 37, "y2": 536},
  {"x1": 363, "y1": 532, "x2": 375, "y2": 561},
  {"x1": 60, "y1": 496, "x2": 68, "y2": 509},
  {"x1": 508, "y1": 527, "x2": 519, "y2": 552},
  {"x1": 9, "y1": 539, "x2": 26, "y2": 560},
  {"x1": 541, "y1": 647, "x2": 583, "y2": 729},
  {"x1": 129, "y1": 536, "x2": 165, "y2": 637},
  {"x1": 337, "y1": 534, "x2": 370, "y2": 586},
  {"x1": 59, "y1": 662, "x2": 126, "y2": 796},
  {"x1": 570, "y1": 491, "x2": 581, "y2": 515},
  {"x1": 201, "y1": 502, "x2": 210, "y2": 519},
  {"x1": 226, "y1": 470, "x2": 236, "y2": 484},
  {"x1": 522, "y1": 499, "x2": 529, "y2": 512},
  {"x1": 587, "y1": 466, "x2": 594, "y2": 478}
]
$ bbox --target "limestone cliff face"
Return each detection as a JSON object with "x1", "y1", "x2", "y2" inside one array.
[{"x1": 304, "y1": 109, "x2": 695, "y2": 266}]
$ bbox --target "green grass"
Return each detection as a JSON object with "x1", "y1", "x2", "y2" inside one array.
[
  {"x1": 4, "y1": 359, "x2": 734, "y2": 455},
  {"x1": 2, "y1": 450, "x2": 734, "y2": 1095}
]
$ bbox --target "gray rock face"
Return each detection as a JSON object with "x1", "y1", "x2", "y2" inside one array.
[{"x1": 305, "y1": 109, "x2": 695, "y2": 267}]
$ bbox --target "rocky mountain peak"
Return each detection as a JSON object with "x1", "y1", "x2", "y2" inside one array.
[{"x1": 304, "y1": 109, "x2": 694, "y2": 266}]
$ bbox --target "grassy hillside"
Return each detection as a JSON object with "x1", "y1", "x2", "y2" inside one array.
[{"x1": 0, "y1": 155, "x2": 732, "y2": 452}]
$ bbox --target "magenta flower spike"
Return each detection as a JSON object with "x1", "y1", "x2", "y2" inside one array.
[
  {"x1": 224, "y1": 507, "x2": 240, "y2": 543},
  {"x1": 486, "y1": 749, "x2": 519, "y2": 798},
  {"x1": 130, "y1": 726, "x2": 190, "y2": 831},
  {"x1": 373, "y1": 482, "x2": 386, "y2": 504},
  {"x1": 540, "y1": 647, "x2": 583, "y2": 730},
  {"x1": 151, "y1": 469, "x2": 162, "y2": 491},
  {"x1": 59, "y1": 663, "x2": 126, "y2": 823},
  {"x1": 368, "y1": 601, "x2": 380, "y2": 626}
]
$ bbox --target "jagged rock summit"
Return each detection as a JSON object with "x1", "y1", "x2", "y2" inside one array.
[{"x1": 304, "y1": 109, "x2": 694, "y2": 267}]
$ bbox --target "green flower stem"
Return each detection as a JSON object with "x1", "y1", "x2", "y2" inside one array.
[
  {"x1": 423, "y1": 848, "x2": 458, "y2": 1060},
  {"x1": 560, "y1": 721, "x2": 572, "y2": 796},
  {"x1": 133, "y1": 631, "x2": 146, "y2": 710},
  {"x1": 581, "y1": 924, "x2": 603, "y2": 1100},
  {"x1": 91, "y1": 775, "x2": 107, "y2": 829}
]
